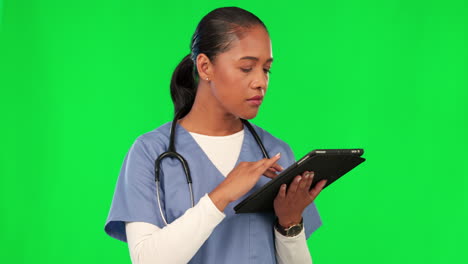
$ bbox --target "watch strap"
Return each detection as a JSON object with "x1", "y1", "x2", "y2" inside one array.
[{"x1": 274, "y1": 218, "x2": 304, "y2": 237}]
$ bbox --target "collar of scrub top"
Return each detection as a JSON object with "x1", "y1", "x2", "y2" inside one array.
[{"x1": 154, "y1": 110, "x2": 270, "y2": 225}]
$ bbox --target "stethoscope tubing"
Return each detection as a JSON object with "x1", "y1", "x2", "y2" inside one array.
[{"x1": 154, "y1": 113, "x2": 268, "y2": 225}]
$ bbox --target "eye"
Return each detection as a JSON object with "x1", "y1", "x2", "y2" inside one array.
[
  {"x1": 241, "y1": 68, "x2": 252, "y2": 73},
  {"x1": 263, "y1": 68, "x2": 272, "y2": 74}
]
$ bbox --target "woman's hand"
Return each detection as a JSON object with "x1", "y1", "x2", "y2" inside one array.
[
  {"x1": 263, "y1": 162, "x2": 284, "y2": 179},
  {"x1": 209, "y1": 153, "x2": 282, "y2": 211},
  {"x1": 273, "y1": 171, "x2": 327, "y2": 228}
]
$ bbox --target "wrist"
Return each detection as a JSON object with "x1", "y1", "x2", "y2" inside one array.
[
  {"x1": 209, "y1": 187, "x2": 230, "y2": 212},
  {"x1": 278, "y1": 215, "x2": 302, "y2": 228},
  {"x1": 275, "y1": 217, "x2": 304, "y2": 237}
]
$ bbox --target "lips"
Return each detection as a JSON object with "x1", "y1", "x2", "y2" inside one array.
[
  {"x1": 247, "y1": 95, "x2": 264, "y2": 106},
  {"x1": 248, "y1": 95, "x2": 264, "y2": 101}
]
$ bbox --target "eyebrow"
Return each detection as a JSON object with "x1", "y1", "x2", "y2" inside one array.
[{"x1": 239, "y1": 56, "x2": 274, "y2": 63}]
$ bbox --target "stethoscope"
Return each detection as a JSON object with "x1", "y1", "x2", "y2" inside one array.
[{"x1": 154, "y1": 111, "x2": 270, "y2": 225}]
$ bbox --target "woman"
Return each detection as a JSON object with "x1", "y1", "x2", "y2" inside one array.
[{"x1": 105, "y1": 7, "x2": 327, "y2": 264}]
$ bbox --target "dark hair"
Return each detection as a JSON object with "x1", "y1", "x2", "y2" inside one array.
[{"x1": 170, "y1": 7, "x2": 268, "y2": 118}]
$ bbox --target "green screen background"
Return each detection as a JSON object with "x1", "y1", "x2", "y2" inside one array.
[{"x1": 1, "y1": 0, "x2": 467, "y2": 263}]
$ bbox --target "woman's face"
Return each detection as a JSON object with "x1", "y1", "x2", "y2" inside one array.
[{"x1": 208, "y1": 26, "x2": 273, "y2": 120}]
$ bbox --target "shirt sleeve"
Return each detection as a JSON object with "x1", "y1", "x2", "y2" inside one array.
[
  {"x1": 274, "y1": 228, "x2": 313, "y2": 264},
  {"x1": 126, "y1": 194, "x2": 225, "y2": 264},
  {"x1": 105, "y1": 137, "x2": 168, "y2": 242}
]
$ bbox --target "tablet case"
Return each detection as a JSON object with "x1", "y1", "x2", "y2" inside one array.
[{"x1": 234, "y1": 149, "x2": 365, "y2": 214}]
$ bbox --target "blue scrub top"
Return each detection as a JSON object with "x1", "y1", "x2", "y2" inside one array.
[{"x1": 105, "y1": 121, "x2": 322, "y2": 263}]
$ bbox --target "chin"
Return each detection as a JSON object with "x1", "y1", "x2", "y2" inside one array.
[{"x1": 239, "y1": 110, "x2": 259, "y2": 120}]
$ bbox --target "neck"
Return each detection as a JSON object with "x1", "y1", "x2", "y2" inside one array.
[{"x1": 178, "y1": 85, "x2": 243, "y2": 136}]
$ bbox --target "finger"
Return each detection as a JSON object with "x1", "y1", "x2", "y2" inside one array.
[
  {"x1": 263, "y1": 170, "x2": 278, "y2": 179},
  {"x1": 252, "y1": 158, "x2": 268, "y2": 170},
  {"x1": 255, "y1": 153, "x2": 281, "y2": 174},
  {"x1": 270, "y1": 163, "x2": 284, "y2": 172},
  {"x1": 287, "y1": 175, "x2": 302, "y2": 195},
  {"x1": 276, "y1": 184, "x2": 287, "y2": 199},
  {"x1": 309, "y1": 179, "x2": 327, "y2": 198},
  {"x1": 263, "y1": 153, "x2": 281, "y2": 168},
  {"x1": 251, "y1": 157, "x2": 276, "y2": 179},
  {"x1": 302, "y1": 171, "x2": 314, "y2": 192},
  {"x1": 298, "y1": 171, "x2": 310, "y2": 190}
]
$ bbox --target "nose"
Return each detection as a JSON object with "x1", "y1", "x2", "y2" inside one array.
[{"x1": 251, "y1": 70, "x2": 268, "y2": 92}]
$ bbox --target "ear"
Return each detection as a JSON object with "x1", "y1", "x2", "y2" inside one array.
[{"x1": 196, "y1": 53, "x2": 213, "y2": 81}]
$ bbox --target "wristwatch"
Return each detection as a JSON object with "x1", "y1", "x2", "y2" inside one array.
[{"x1": 274, "y1": 218, "x2": 304, "y2": 237}]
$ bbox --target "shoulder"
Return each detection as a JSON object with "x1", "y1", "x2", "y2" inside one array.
[
  {"x1": 250, "y1": 124, "x2": 288, "y2": 147},
  {"x1": 249, "y1": 123, "x2": 296, "y2": 162},
  {"x1": 136, "y1": 121, "x2": 171, "y2": 144},
  {"x1": 129, "y1": 122, "x2": 172, "y2": 157}
]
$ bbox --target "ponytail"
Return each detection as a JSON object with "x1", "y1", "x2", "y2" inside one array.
[{"x1": 170, "y1": 54, "x2": 197, "y2": 118}]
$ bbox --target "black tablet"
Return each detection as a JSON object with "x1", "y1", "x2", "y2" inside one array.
[{"x1": 234, "y1": 149, "x2": 366, "y2": 214}]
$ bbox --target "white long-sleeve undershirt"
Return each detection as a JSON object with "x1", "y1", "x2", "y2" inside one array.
[{"x1": 125, "y1": 129, "x2": 313, "y2": 263}]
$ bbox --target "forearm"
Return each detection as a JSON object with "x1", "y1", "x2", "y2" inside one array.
[
  {"x1": 275, "y1": 228, "x2": 313, "y2": 264},
  {"x1": 126, "y1": 194, "x2": 225, "y2": 264}
]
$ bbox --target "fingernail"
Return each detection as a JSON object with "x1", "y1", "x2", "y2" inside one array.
[
  {"x1": 275, "y1": 152, "x2": 281, "y2": 157},
  {"x1": 297, "y1": 176, "x2": 302, "y2": 182}
]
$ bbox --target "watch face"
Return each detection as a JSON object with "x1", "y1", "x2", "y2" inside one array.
[{"x1": 287, "y1": 225, "x2": 303, "y2": 236}]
